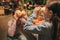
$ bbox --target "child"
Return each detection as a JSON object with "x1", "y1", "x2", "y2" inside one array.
[{"x1": 23, "y1": 7, "x2": 53, "y2": 40}]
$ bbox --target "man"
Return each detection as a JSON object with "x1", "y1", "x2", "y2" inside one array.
[{"x1": 23, "y1": 6, "x2": 53, "y2": 40}]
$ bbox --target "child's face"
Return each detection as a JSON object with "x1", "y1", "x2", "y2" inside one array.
[
  {"x1": 37, "y1": 16, "x2": 44, "y2": 21},
  {"x1": 42, "y1": 7, "x2": 53, "y2": 19}
]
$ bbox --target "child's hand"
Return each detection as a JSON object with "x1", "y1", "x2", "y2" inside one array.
[{"x1": 21, "y1": 18, "x2": 26, "y2": 24}]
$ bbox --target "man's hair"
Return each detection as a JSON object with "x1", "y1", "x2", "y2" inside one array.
[{"x1": 47, "y1": 1, "x2": 60, "y2": 17}]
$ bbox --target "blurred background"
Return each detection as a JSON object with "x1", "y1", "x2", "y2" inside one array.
[{"x1": 0, "y1": 0, "x2": 60, "y2": 40}]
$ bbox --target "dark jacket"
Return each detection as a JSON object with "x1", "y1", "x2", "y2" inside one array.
[{"x1": 24, "y1": 13, "x2": 52, "y2": 40}]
